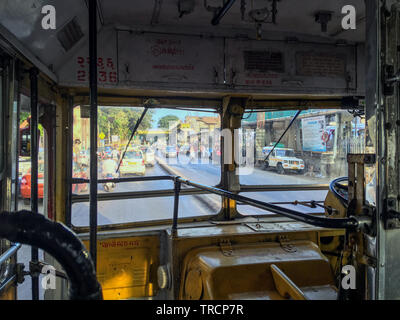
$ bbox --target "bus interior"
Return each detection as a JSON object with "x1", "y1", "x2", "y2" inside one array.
[{"x1": 0, "y1": 0, "x2": 398, "y2": 301}]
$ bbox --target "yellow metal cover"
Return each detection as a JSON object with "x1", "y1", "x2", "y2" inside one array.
[{"x1": 179, "y1": 240, "x2": 336, "y2": 300}]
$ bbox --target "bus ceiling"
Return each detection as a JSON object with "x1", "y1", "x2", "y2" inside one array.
[{"x1": 0, "y1": 0, "x2": 365, "y2": 99}]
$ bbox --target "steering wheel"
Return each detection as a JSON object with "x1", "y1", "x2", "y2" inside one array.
[{"x1": 329, "y1": 177, "x2": 348, "y2": 208}]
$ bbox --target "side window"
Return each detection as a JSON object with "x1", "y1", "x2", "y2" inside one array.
[
  {"x1": 0, "y1": 72, "x2": 3, "y2": 177},
  {"x1": 240, "y1": 109, "x2": 365, "y2": 216}
]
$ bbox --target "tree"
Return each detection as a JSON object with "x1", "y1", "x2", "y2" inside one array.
[
  {"x1": 98, "y1": 107, "x2": 154, "y2": 142},
  {"x1": 20, "y1": 112, "x2": 44, "y2": 136},
  {"x1": 157, "y1": 115, "x2": 180, "y2": 129}
]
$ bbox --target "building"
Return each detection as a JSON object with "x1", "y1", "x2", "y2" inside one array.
[
  {"x1": 184, "y1": 116, "x2": 220, "y2": 133},
  {"x1": 242, "y1": 109, "x2": 365, "y2": 178}
]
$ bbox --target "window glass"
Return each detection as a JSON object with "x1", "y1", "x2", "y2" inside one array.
[
  {"x1": 71, "y1": 105, "x2": 221, "y2": 226},
  {"x1": 0, "y1": 73, "x2": 3, "y2": 176},
  {"x1": 239, "y1": 109, "x2": 365, "y2": 215}
]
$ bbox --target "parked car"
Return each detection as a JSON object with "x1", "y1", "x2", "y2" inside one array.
[
  {"x1": 262, "y1": 147, "x2": 305, "y2": 174},
  {"x1": 20, "y1": 167, "x2": 44, "y2": 204},
  {"x1": 119, "y1": 148, "x2": 146, "y2": 176}
]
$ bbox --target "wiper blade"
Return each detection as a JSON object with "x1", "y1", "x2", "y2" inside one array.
[
  {"x1": 116, "y1": 107, "x2": 148, "y2": 174},
  {"x1": 264, "y1": 110, "x2": 302, "y2": 162}
]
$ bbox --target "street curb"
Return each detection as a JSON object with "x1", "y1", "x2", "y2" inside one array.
[{"x1": 155, "y1": 155, "x2": 221, "y2": 212}]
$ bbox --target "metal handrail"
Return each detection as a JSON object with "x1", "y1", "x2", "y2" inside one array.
[
  {"x1": 173, "y1": 177, "x2": 358, "y2": 231},
  {"x1": 70, "y1": 174, "x2": 358, "y2": 231},
  {"x1": 0, "y1": 243, "x2": 22, "y2": 295},
  {"x1": 0, "y1": 243, "x2": 21, "y2": 266}
]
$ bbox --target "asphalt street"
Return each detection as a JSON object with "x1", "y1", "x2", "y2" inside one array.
[{"x1": 71, "y1": 153, "x2": 330, "y2": 226}]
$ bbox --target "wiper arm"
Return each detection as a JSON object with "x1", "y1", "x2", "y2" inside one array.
[
  {"x1": 116, "y1": 107, "x2": 148, "y2": 174},
  {"x1": 264, "y1": 110, "x2": 302, "y2": 162}
]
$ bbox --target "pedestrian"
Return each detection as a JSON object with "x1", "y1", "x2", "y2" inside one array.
[{"x1": 189, "y1": 145, "x2": 195, "y2": 163}]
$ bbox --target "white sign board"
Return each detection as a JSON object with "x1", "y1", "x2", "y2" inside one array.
[
  {"x1": 301, "y1": 116, "x2": 327, "y2": 152},
  {"x1": 118, "y1": 32, "x2": 224, "y2": 86}
]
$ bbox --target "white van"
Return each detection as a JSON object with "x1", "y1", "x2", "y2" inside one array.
[{"x1": 262, "y1": 147, "x2": 305, "y2": 174}]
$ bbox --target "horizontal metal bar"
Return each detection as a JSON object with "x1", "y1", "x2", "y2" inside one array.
[
  {"x1": 70, "y1": 173, "x2": 355, "y2": 229},
  {"x1": 71, "y1": 187, "x2": 209, "y2": 203},
  {"x1": 0, "y1": 243, "x2": 21, "y2": 266},
  {"x1": 71, "y1": 183, "x2": 327, "y2": 204},
  {"x1": 71, "y1": 175, "x2": 174, "y2": 184},
  {"x1": 240, "y1": 184, "x2": 329, "y2": 192},
  {"x1": 72, "y1": 175, "x2": 328, "y2": 192},
  {"x1": 176, "y1": 177, "x2": 357, "y2": 230}
]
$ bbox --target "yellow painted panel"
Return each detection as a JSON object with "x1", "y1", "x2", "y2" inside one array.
[{"x1": 83, "y1": 235, "x2": 159, "y2": 300}]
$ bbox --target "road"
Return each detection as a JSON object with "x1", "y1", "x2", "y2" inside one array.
[
  {"x1": 71, "y1": 152, "x2": 330, "y2": 226},
  {"x1": 155, "y1": 152, "x2": 330, "y2": 216}
]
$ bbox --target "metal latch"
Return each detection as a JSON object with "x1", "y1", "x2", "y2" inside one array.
[
  {"x1": 278, "y1": 235, "x2": 297, "y2": 253},
  {"x1": 29, "y1": 261, "x2": 68, "y2": 280},
  {"x1": 219, "y1": 240, "x2": 234, "y2": 256}
]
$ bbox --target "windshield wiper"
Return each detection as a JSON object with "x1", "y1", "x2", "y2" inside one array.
[
  {"x1": 116, "y1": 107, "x2": 148, "y2": 174},
  {"x1": 264, "y1": 110, "x2": 302, "y2": 162}
]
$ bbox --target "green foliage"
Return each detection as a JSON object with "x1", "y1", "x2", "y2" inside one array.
[
  {"x1": 19, "y1": 112, "x2": 44, "y2": 136},
  {"x1": 20, "y1": 112, "x2": 30, "y2": 124},
  {"x1": 98, "y1": 107, "x2": 154, "y2": 141},
  {"x1": 157, "y1": 115, "x2": 180, "y2": 128}
]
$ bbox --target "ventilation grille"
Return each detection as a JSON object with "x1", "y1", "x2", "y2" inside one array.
[
  {"x1": 243, "y1": 51, "x2": 284, "y2": 73},
  {"x1": 57, "y1": 17, "x2": 84, "y2": 52}
]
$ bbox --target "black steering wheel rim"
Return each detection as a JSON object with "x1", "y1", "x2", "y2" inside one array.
[{"x1": 329, "y1": 176, "x2": 348, "y2": 208}]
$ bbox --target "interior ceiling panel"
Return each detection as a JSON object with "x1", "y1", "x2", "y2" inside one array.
[
  {"x1": 100, "y1": 0, "x2": 365, "y2": 42},
  {"x1": 0, "y1": 0, "x2": 88, "y2": 70},
  {"x1": 0, "y1": 0, "x2": 365, "y2": 82}
]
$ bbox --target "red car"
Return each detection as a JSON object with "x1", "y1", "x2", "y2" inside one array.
[{"x1": 20, "y1": 169, "x2": 44, "y2": 202}]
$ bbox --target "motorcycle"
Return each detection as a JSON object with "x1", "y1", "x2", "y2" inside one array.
[{"x1": 103, "y1": 173, "x2": 116, "y2": 192}]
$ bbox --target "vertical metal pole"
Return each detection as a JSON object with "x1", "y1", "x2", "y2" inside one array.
[
  {"x1": 13, "y1": 60, "x2": 21, "y2": 213},
  {"x1": 29, "y1": 67, "x2": 39, "y2": 300},
  {"x1": 65, "y1": 96, "x2": 74, "y2": 228},
  {"x1": 89, "y1": 0, "x2": 98, "y2": 269},
  {"x1": 172, "y1": 179, "x2": 181, "y2": 235}
]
